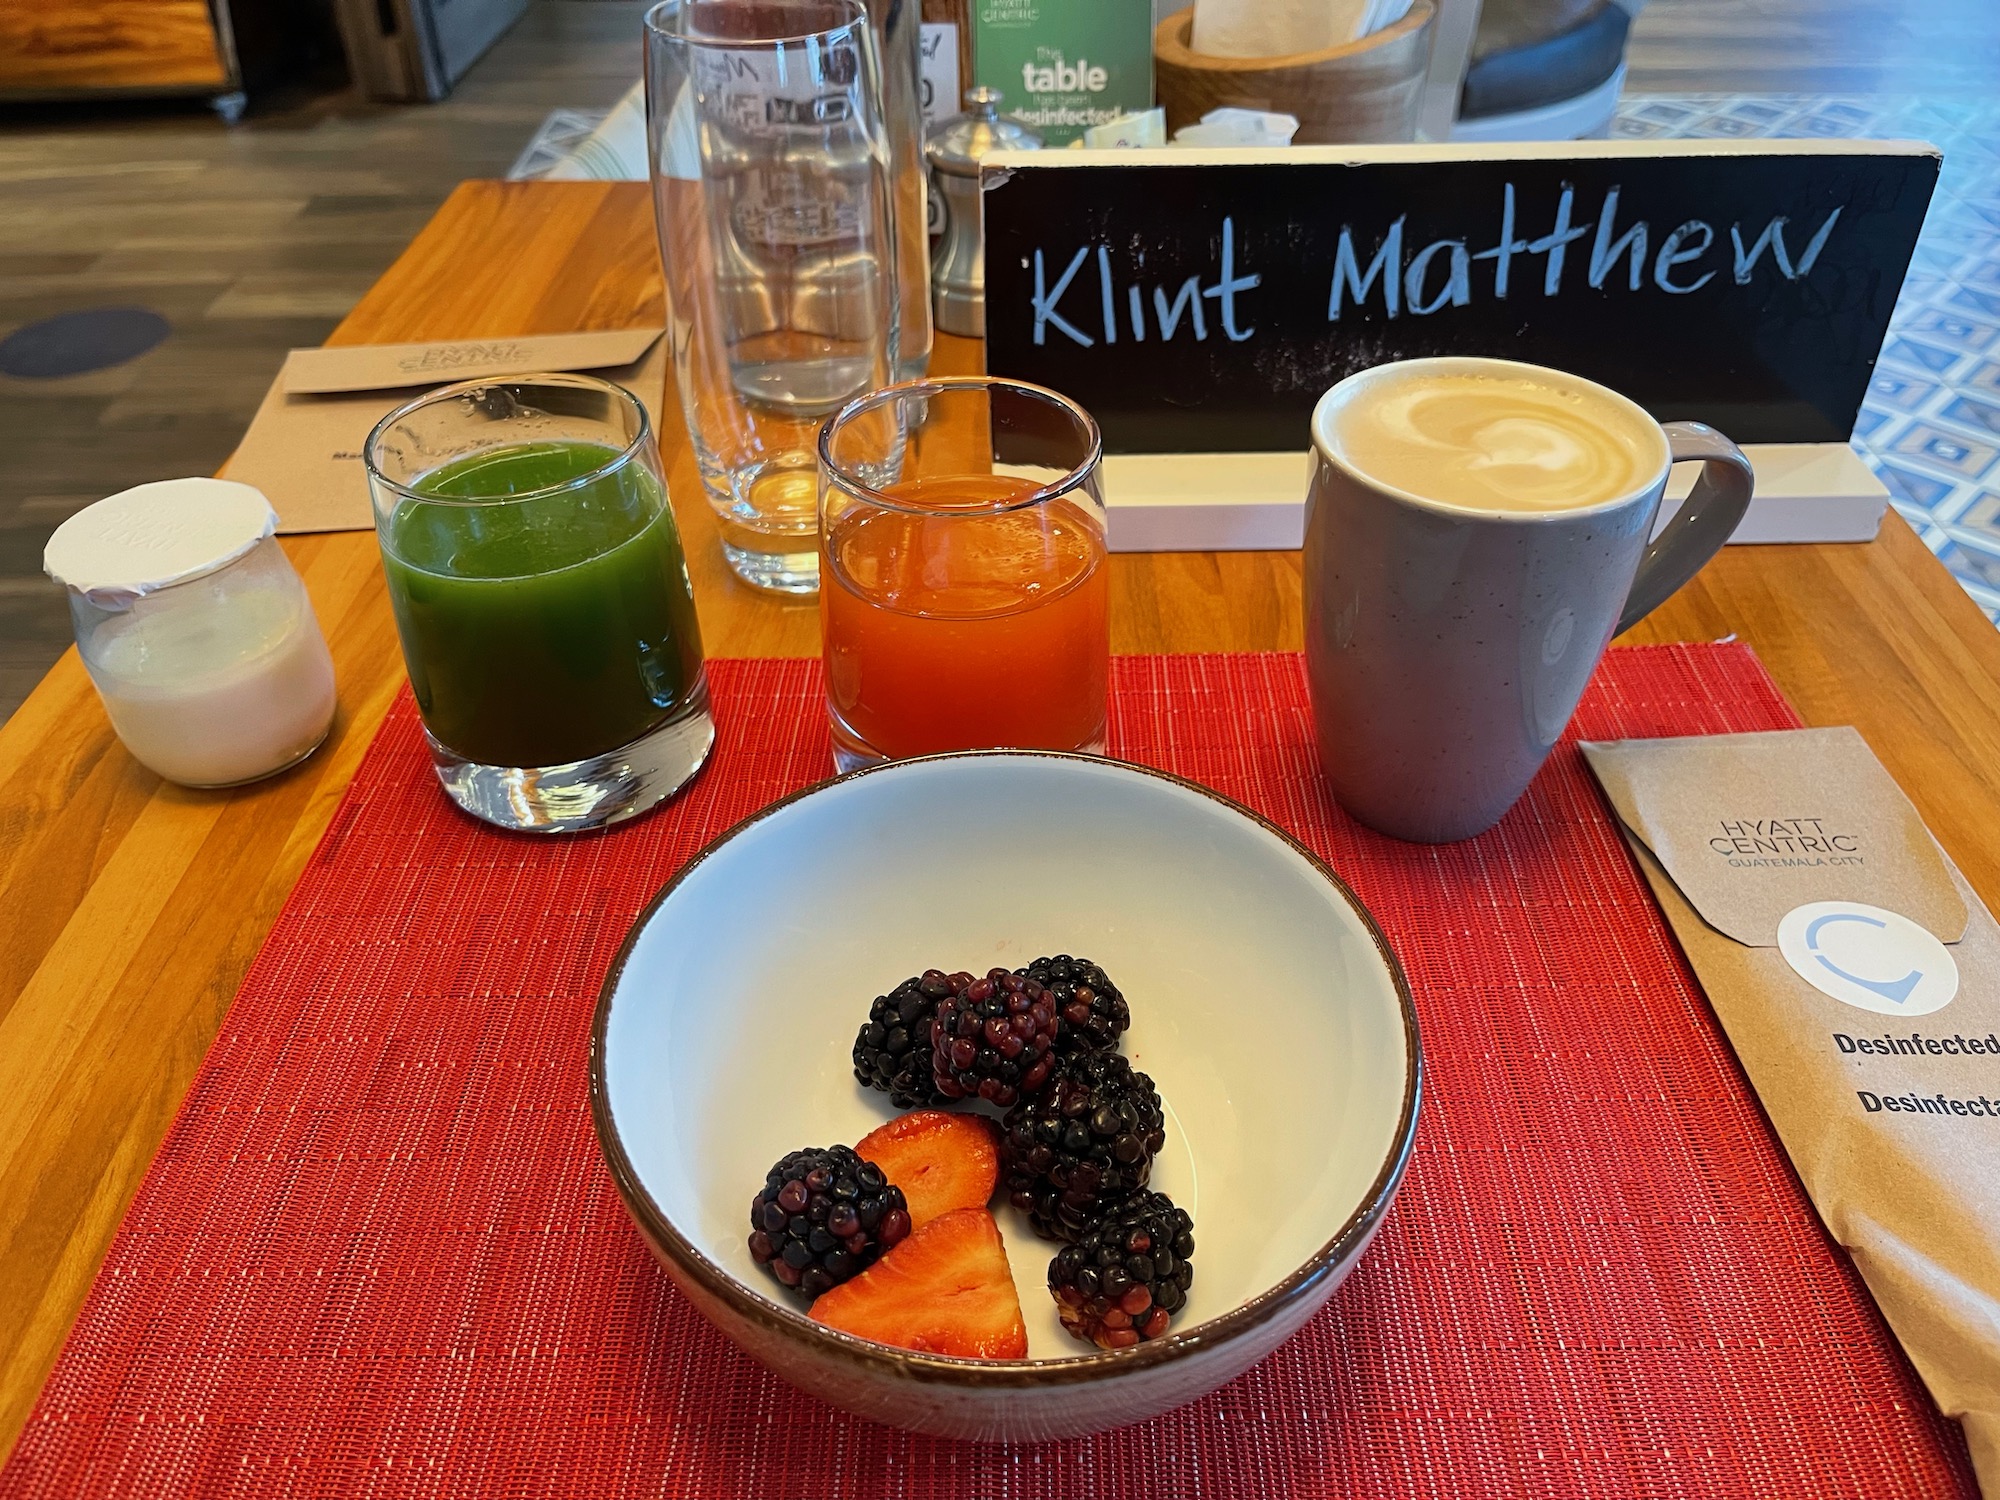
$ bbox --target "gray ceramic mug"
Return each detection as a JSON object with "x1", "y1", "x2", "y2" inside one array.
[{"x1": 1304, "y1": 356, "x2": 1755, "y2": 843}]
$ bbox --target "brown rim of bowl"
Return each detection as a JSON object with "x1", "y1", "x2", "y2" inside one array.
[{"x1": 588, "y1": 748, "x2": 1423, "y2": 1387}]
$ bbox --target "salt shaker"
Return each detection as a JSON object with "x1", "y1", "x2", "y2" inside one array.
[
  {"x1": 926, "y1": 87, "x2": 1042, "y2": 337},
  {"x1": 44, "y1": 478, "x2": 337, "y2": 788}
]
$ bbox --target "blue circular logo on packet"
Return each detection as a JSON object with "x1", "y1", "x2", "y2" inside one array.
[{"x1": 1776, "y1": 901, "x2": 1959, "y2": 1017}]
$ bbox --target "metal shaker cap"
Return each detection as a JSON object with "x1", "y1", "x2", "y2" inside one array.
[{"x1": 924, "y1": 87, "x2": 1043, "y2": 176}]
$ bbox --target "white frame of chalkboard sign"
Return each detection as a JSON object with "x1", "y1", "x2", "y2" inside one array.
[{"x1": 978, "y1": 137, "x2": 1939, "y2": 552}]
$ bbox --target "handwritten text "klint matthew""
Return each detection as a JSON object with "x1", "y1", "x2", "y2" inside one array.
[{"x1": 1025, "y1": 184, "x2": 1844, "y2": 347}]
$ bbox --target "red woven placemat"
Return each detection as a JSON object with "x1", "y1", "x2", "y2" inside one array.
[{"x1": 2, "y1": 648, "x2": 1974, "y2": 1498}]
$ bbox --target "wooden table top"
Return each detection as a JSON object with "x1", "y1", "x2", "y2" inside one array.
[{"x1": 4, "y1": 178, "x2": 1999, "y2": 1461}]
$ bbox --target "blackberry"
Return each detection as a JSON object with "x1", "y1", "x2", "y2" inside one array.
[
  {"x1": 931, "y1": 968, "x2": 1058, "y2": 1108},
  {"x1": 1048, "y1": 1191, "x2": 1195, "y2": 1349},
  {"x1": 748, "y1": 1145, "x2": 910, "y2": 1298},
  {"x1": 853, "y1": 971, "x2": 956, "y2": 1107},
  {"x1": 1000, "y1": 1051, "x2": 1166, "y2": 1241},
  {"x1": 1021, "y1": 955, "x2": 1130, "y2": 1055}
]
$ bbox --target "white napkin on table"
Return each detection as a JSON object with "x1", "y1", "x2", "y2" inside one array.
[
  {"x1": 1171, "y1": 108, "x2": 1301, "y2": 147},
  {"x1": 1189, "y1": 0, "x2": 1414, "y2": 57}
]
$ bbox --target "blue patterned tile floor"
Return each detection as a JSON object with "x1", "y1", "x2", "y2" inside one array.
[{"x1": 1615, "y1": 94, "x2": 2000, "y2": 624}]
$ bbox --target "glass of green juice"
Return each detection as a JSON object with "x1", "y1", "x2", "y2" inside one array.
[{"x1": 363, "y1": 373, "x2": 712, "y2": 832}]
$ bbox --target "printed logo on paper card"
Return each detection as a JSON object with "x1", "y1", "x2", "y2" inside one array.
[{"x1": 1777, "y1": 901, "x2": 1959, "y2": 1016}]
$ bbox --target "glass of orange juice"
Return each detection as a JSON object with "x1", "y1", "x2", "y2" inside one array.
[{"x1": 817, "y1": 376, "x2": 1108, "y2": 771}]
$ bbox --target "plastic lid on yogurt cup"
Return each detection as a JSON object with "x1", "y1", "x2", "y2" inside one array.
[{"x1": 44, "y1": 478, "x2": 279, "y2": 609}]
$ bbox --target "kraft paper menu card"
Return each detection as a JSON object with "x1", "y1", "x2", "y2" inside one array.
[
  {"x1": 279, "y1": 328, "x2": 662, "y2": 395},
  {"x1": 1582, "y1": 728, "x2": 2000, "y2": 1494},
  {"x1": 223, "y1": 329, "x2": 667, "y2": 534}
]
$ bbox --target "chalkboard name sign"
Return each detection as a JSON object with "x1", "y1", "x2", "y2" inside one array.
[{"x1": 981, "y1": 141, "x2": 1938, "y2": 454}]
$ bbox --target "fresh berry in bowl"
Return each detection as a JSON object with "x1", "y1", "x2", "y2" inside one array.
[
  {"x1": 930, "y1": 968, "x2": 1058, "y2": 1106},
  {"x1": 1001, "y1": 1051, "x2": 1167, "y2": 1242},
  {"x1": 811, "y1": 1207, "x2": 1028, "y2": 1359},
  {"x1": 1048, "y1": 1190, "x2": 1195, "y2": 1349},
  {"x1": 748, "y1": 1145, "x2": 910, "y2": 1297},
  {"x1": 852, "y1": 972, "x2": 954, "y2": 1108},
  {"x1": 1023, "y1": 955, "x2": 1130, "y2": 1054},
  {"x1": 856, "y1": 1109, "x2": 1000, "y2": 1230}
]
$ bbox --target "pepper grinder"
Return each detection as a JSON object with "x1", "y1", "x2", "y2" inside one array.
[{"x1": 925, "y1": 87, "x2": 1043, "y2": 338}]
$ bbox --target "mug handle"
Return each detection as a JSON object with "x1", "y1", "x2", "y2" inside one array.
[{"x1": 1616, "y1": 422, "x2": 1756, "y2": 635}]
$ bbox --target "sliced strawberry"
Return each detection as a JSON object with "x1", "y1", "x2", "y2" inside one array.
[
  {"x1": 809, "y1": 1207, "x2": 1028, "y2": 1359},
  {"x1": 856, "y1": 1109, "x2": 1000, "y2": 1231}
]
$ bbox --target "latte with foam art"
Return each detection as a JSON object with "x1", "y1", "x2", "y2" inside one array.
[{"x1": 1329, "y1": 370, "x2": 1663, "y2": 513}]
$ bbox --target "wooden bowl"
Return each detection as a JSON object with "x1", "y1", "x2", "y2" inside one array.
[{"x1": 1153, "y1": 0, "x2": 1436, "y2": 145}]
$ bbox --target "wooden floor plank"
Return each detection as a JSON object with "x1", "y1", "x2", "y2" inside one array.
[{"x1": 0, "y1": 1, "x2": 651, "y2": 723}]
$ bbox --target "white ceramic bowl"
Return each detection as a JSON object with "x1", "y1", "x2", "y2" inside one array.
[{"x1": 591, "y1": 752, "x2": 1420, "y2": 1441}]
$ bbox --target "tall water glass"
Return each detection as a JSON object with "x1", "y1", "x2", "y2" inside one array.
[
  {"x1": 818, "y1": 377, "x2": 1109, "y2": 773},
  {"x1": 862, "y1": 0, "x2": 933, "y2": 382},
  {"x1": 365, "y1": 375, "x2": 714, "y2": 834},
  {"x1": 646, "y1": 0, "x2": 901, "y2": 595}
]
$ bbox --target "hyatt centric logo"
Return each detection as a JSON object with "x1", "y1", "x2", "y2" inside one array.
[{"x1": 1777, "y1": 901, "x2": 1959, "y2": 1017}]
